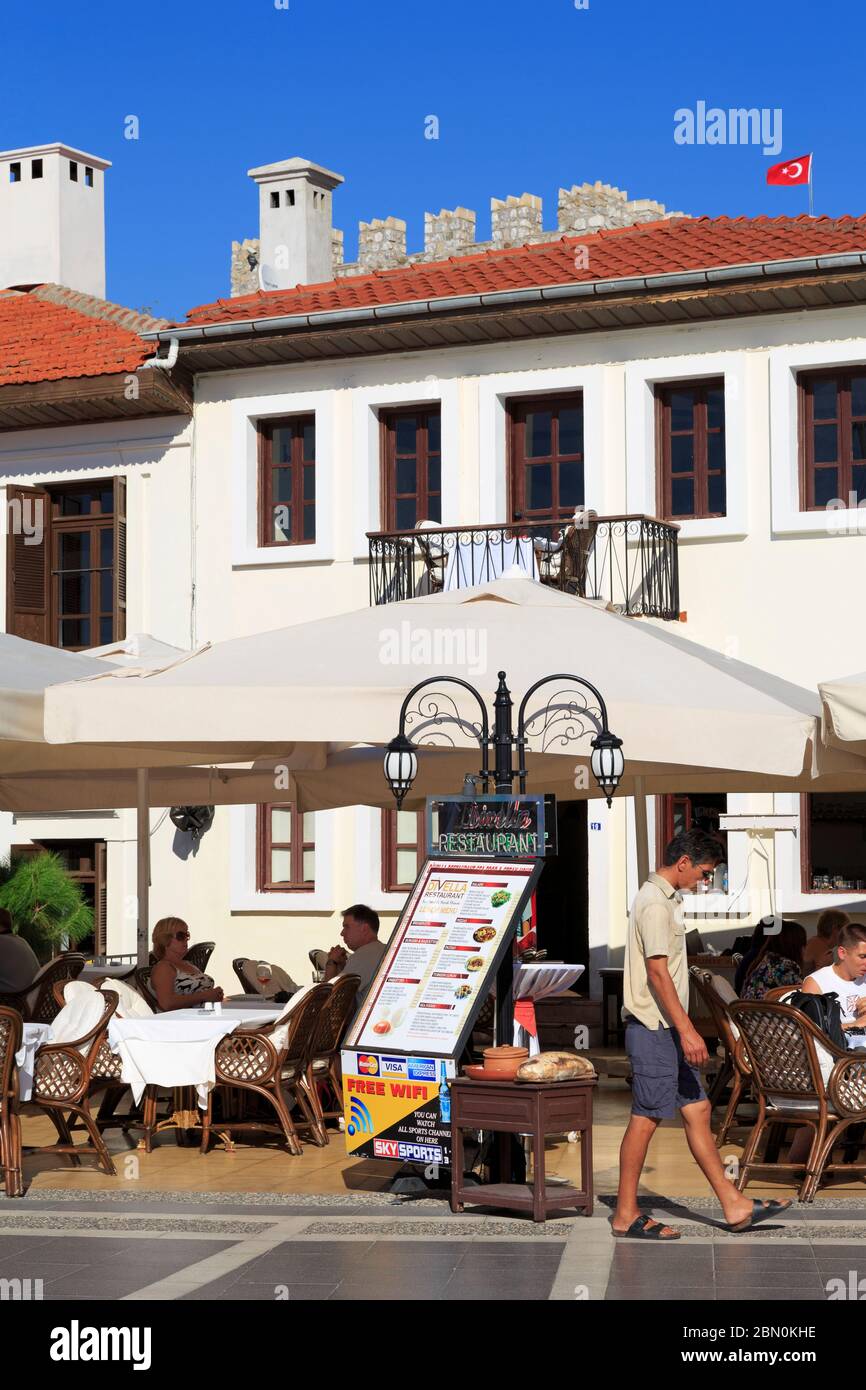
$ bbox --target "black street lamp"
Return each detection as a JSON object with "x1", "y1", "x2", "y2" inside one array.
[{"x1": 383, "y1": 669, "x2": 624, "y2": 1048}]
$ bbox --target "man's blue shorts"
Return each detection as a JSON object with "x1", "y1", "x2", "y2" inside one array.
[{"x1": 625, "y1": 1018, "x2": 706, "y2": 1119}]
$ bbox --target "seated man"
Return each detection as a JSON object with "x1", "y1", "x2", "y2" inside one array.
[
  {"x1": 323, "y1": 903, "x2": 387, "y2": 1016},
  {"x1": 802, "y1": 921, "x2": 866, "y2": 1045},
  {"x1": 0, "y1": 908, "x2": 39, "y2": 994}
]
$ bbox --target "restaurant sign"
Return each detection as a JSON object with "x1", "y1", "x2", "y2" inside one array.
[{"x1": 427, "y1": 794, "x2": 552, "y2": 859}]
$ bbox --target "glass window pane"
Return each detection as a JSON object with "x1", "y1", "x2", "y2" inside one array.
[
  {"x1": 559, "y1": 459, "x2": 584, "y2": 508},
  {"x1": 853, "y1": 464, "x2": 866, "y2": 504},
  {"x1": 100, "y1": 529, "x2": 113, "y2": 565},
  {"x1": 428, "y1": 456, "x2": 441, "y2": 494},
  {"x1": 812, "y1": 378, "x2": 838, "y2": 420},
  {"x1": 303, "y1": 504, "x2": 315, "y2": 542},
  {"x1": 100, "y1": 567, "x2": 112, "y2": 613},
  {"x1": 395, "y1": 498, "x2": 416, "y2": 530},
  {"x1": 526, "y1": 464, "x2": 552, "y2": 512},
  {"x1": 671, "y1": 478, "x2": 695, "y2": 517},
  {"x1": 558, "y1": 406, "x2": 583, "y2": 455},
  {"x1": 98, "y1": 489, "x2": 114, "y2": 514},
  {"x1": 814, "y1": 424, "x2": 838, "y2": 463},
  {"x1": 428, "y1": 495, "x2": 442, "y2": 523},
  {"x1": 302, "y1": 849, "x2": 315, "y2": 883},
  {"x1": 525, "y1": 411, "x2": 552, "y2": 457},
  {"x1": 302, "y1": 421, "x2": 315, "y2": 461},
  {"x1": 706, "y1": 388, "x2": 725, "y2": 431},
  {"x1": 273, "y1": 505, "x2": 291, "y2": 542},
  {"x1": 302, "y1": 812, "x2": 316, "y2": 842},
  {"x1": 669, "y1": 391, "x2": 695, "y2": 432},
  {"x1": 271, "y1": 849, "x2": 292, "y2": 883},
  {"x1": 671, "y1": 434, "x2": 694, "y2": 473},
  {"x1": 60, "y1": 531, "x2": 90, "y2": 569},
  {"x1": 272, "y1": 427, "x2": 293, "y2": 464},
  {"x1": 395, "y1": 416, "x2": 417, "y2": 452},
  {"x1": 273, "y1": 466, "x2": 292, "y2": 503},
  {"x1": 427, "y1": 413, "x2": 441, "y2": 452},
  {"x1": 271, "y1": 808, "x2": 292, "y2": 843},
  {"x1": 61, "y1": 572, "x2": 90, "y2": 616},
  {"x1": 853, "y1": 422, "x2": 866, "y2": 461},
  {"x1": 397, "y1": 849, "x2": 418, "y2": 884},
  {"x1": 60, "y1": 618, "x2": 89, "y2": 647},
  {"x1": 396, "y1": 810, "x2": 417, "y2": 841},
  {"x1": 707, "y1": 431, "x2": 726, "y2": 472},
  {"x1": 814, "y1": 468, "x2": 838, "y2": 507},
  {"x1": 708, "y1": 474, "x2": 726, "y2": 516},
  {"x1": 396, "y1": 457, "x2": 416, "y2": 495},
  {"x1": 852, "y1": 377, "x2": 866, "y2": 417},
  {"x1": 99, "y1": 617, "x2": 113, "y2": 645},
  {"x1": 303, "y1": 464, "x2": 315, "y2": 502},
  {"x1": 60, "y1": 492, "x2": 90, "y2": 517}
]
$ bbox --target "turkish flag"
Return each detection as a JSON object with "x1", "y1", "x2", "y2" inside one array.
[{"x1": 766, "y1": 154, "x2": 812, "y2": 186}]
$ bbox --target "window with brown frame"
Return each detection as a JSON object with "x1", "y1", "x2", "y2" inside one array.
[
  {"x1": 382, "y1": 809, "x2": 423, "y2": 892},
  {"x1": 258, "y1": 415, "x2": 316, "y2": 546},
  {"x1": 799, "y1": 369, "x2": 866, "y2": 510},
  {"x1": 381, "y1": 408, "x2": 441, "y2": 531},
  {"x1": 800, "y1": 792, "x2": 866, "y2": 892},
  {"x1": 256, "y1": 803, "x2": 316, "y2": 892},
  {"x1": 507, "y1": 394, "x2": 584, "y2": 526},
  {"x1": 656, "y1": 379, "x2": 726, "y2": 520},
  {"x1": 656, "y1": 793, "x2": 728, "y2": 872},
  {"x1": 6, "y1": 478, "x2": 126, "y2": 649}
]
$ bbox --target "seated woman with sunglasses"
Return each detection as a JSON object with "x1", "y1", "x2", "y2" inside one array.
[{"x1": 150, "y1": 917, "x2": 224, "y2": 1012}]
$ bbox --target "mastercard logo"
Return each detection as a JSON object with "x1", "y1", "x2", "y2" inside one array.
[{"x1": 358, "y1": 1054, "x2": 379, "y2": 1075}]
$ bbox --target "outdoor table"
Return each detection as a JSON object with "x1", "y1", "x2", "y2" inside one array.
[
  {"x1": 15, "y1": 1021, "x2": 52, "y2": 1101},
  {"x1": 443, "y1": 533, "x2": 538, "y2": 590},
  {"x1": 108, "y1": 1004, "x2": 281, "y2": 1101},
  {"x1": 513, "y1": 963, "x2": 584, "y2": 1055},
  {"x1": 450, "y1": 1075, "x2": 596, "y2": 1222}
]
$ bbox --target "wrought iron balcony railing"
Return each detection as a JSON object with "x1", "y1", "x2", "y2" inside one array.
[{"x1": 367, "y1": 515, "x2": 680, "y2": 620}]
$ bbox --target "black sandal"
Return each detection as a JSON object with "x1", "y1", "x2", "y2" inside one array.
[
  {"x1": 727, "y1": 1198, "x2": 793, "y2": 1233},
  {"x1": 611, "y1": 1214, "x2": 681, "y2": 1240}
]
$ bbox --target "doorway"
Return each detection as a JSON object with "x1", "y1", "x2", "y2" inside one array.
[{"x1": 534, "y1": 800, "x2": 588, "y2": 991}]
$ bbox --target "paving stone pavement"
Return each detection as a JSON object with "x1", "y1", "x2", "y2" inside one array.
[{"x1": 1, "y1": 1191, "x2": 866, "y2": 1300}]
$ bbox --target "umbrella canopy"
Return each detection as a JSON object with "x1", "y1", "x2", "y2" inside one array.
[
  {"x1": 43, "y1": 576, "x2": 866, "y2": 795},
  {"x1": 820, "y1": 672, "x2": 866, "y2": 757}
]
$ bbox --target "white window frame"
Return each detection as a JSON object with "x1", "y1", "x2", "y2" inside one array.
[
  {"x1": 624, "y1": 352, "x2": 748, "y2": 540},
  {"x1": 352, "y1": 379, "x2": 460, "y2": 559},
  {"x1": 229, "y1": 804, "x2": 335, "y2": 912},
  {"x1": 231, "y1": 389, "x2": 335, "y2": 566},
  {"x1": 478, "y1": 365, "x2": 605, "y2": 524},
  {"x1": 770, "y1": 338, "x2": 866, "y2": 536}
]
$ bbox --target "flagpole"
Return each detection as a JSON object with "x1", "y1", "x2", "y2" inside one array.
[{"x1": 809, "y1": 155, "x2": 814, "y2": 217}]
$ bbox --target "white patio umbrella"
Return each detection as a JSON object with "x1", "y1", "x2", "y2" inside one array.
[{"x1": 820, "y1": 671, "x2": 866, "y2": 757}]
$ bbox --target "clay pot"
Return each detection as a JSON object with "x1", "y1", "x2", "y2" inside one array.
[{"x1": 481, "y1": 1045, "x2": 529, "y2": 1080}]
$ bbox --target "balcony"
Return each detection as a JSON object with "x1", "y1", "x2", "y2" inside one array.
[{"x1": 367, "y1": 515, "x2": 681, "y2": 620}]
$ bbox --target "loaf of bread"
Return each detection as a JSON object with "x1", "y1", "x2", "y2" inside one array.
[{"x1": 515, "y1": 1051, "x2": 596, "y2": 1082}]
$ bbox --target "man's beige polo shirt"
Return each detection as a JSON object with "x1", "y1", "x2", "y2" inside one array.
[{"x1": 623, "y1": 871, "x2": 687, "y2": 1030}]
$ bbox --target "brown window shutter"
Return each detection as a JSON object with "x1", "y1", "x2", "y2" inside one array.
[
  {"x1": 6, "y1": 485, "x2": 51, "y2": 644},
  {"x1": 113, "y1": 477, "x2": 127, "y2": 640},
  {"x1": 94, "y1": 841, "x2": 107, "y2": 955}
]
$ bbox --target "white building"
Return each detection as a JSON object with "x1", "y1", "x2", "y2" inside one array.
[{"x1": 3, "y1": 144, "x2": 866, "y2": 995}]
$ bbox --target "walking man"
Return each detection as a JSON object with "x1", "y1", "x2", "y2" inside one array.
[{"x1": 612, "y1": 830, "x2": 791, "y2": 1239}]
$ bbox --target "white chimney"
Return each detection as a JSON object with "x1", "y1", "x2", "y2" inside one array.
[
  {"x1": 247, "y1": 157, "x2": 343, "y2": 290},
  {"x1": 0, "y1": 143, "x2": 110, "y2": 298}
]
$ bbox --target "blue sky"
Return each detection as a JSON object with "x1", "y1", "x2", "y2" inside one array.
[{"x1": 0, "y1": 0, "x2": 859, "y2": 320}]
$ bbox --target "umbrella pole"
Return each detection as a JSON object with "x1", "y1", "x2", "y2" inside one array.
[
  {"x1": 136, "y1": 768, "x2": 151, "y2": 967},
  {"x1": 633, "y1": 775, "x2": 650, "y2": 887}
]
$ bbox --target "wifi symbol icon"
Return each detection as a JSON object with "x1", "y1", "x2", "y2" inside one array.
[{"x1": 347, "y1": 1097, "x2": 374, "y2": 1137}]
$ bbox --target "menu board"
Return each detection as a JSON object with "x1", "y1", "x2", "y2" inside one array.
[{"x1": 347, "y1": 858, "x2": 540, "y2": 1058}]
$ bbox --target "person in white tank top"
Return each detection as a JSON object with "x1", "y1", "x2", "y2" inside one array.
[{"x1": 803, "y1": 922, "x2": 866, "y2": 1043}]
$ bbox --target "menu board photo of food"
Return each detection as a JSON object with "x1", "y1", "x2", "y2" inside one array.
[{"x1": 347, "y1": 858, "x2": 540, "y2": 1057}]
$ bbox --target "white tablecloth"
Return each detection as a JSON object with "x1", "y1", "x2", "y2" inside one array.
[
  {"x1": 107, "y1": 1006, "x2": 281, "y2": 1106},
  {"x1": 443, "y1": 535, "x2": 538, "y2": 590},
  {"x1": 16, "y1": 1022, "x2": 52, "y2": 1100},
  {"x1": 512, "y1": 963, "x2": 584, "y2": 1056}
]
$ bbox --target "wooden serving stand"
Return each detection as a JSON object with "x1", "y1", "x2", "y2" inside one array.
[{"x1": 450, "y1": 1074, "x2": 596, "y2": 1223}]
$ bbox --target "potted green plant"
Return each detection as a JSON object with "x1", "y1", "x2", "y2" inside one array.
[{"x1": 0, "y1": 851, "x2": 93, "y2": 963}]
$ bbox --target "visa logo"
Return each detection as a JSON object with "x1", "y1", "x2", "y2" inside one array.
[{"x1": 381, "y1": 1056, "x2": 407, "y2": 1075}]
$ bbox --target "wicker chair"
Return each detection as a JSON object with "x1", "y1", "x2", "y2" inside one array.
[
  {"x1": 559, "y1": 511, "x2": 599, "y2": 597},
  {"x1": 133, "y1": 964, "x2": 161, "y2": 1012},
  {"x1": 0, "y1": 1005, "x2": 23, "y2": 1197},
  {"x1": 232, "y1": 957, "x2": 299, "y2": 999},
  {"x1": 730, "y1": 999, "x2": 866, "y2": 1202},
  {"x1": 0, "y1": 952, "x2": 86, "y2": 1023},
  {"x1": 309, "y1": 949, "x2": 329, "y2": 983},
  {"x1": 24, "y1": 989, "x2": 119, "y2": 1177},
  {"x1": 201, "y1": 983, "x2": 332, "y2": 1156},
  {"x1": 306, "y1": 975, "x2": 359, "y2": 1137},
  {"x1": 689, "y1": 967, "x2": 753, "y2": 1145},
  {"x1": 186, "y1": 942, "x2": 215, "y2": 975}
]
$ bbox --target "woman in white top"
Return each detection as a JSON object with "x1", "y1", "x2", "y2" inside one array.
[
  {"x1": 150, "y1": 916, "x2": 224, "y2": 1012},
  {"x1": 802, "y1": 921, "x2": 866, "y2": 1043}
]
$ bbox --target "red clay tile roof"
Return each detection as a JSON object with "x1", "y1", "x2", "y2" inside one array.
[
  {"x1": 0, "y1": 286, "x2": 167, "y2": 387},
  {"x1": 185, "y1": 215, "x2": 866, "y2": 327}
]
